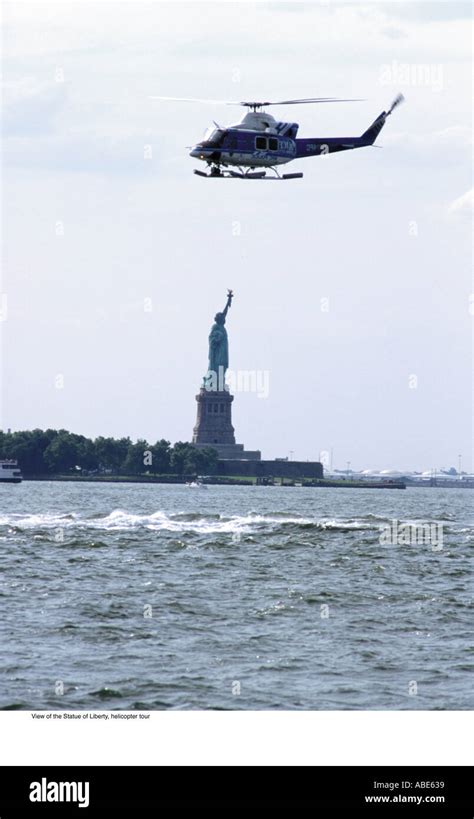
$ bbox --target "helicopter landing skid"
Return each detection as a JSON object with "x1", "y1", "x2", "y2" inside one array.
[{"x1": 194, "y1": 167, "x2": 303, "y2": 180}]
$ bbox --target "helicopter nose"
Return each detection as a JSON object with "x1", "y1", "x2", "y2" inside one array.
[{"x1": 190, "y1": 144, "x2": 214, "y2": 160}]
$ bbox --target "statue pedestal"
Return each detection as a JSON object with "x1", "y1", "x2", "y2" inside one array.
[
  {"x1": 192, "y1": 388, "x2": 261, "y2": 461},
  {"x1": 193, "y1": 389, "x2": 236, "y2": 446}
]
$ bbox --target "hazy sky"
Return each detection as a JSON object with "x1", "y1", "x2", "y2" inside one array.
[{"x1": 1, "y1": 1, "x2": 472, "y2": 471}]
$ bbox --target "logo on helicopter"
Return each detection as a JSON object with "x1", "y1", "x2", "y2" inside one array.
[
  {"x1": 278, "y1": 139, "x2": 296, "y2": 155},
  {"x1": 254, "y1": 139, "x2": 295, "y2": 159}
]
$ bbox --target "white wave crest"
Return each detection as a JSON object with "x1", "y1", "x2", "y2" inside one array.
[{"x1": 0, "y1": 508, "x2": 390, "y2": 535}]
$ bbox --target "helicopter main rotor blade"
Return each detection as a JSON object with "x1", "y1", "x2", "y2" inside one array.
[
  {"x1": 266, "y1": 98, "x2": 364, "y2": 105},
  {"x1": 150, "y1": 95, "x2": 364, "y2": 107},
  {"x1": 149, "y1": 95, "x2": 240, "y2": 105}
]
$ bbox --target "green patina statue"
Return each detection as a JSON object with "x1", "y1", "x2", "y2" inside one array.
[{"x1": 203, "y1": 289, "x2": 233, "y2": 389}]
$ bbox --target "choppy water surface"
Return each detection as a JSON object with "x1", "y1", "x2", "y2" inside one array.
[{"x1": 0, "y1": 482, "x2": 472, "y2": 710}]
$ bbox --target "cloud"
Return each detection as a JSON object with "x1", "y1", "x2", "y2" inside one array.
[
  {"x1": 2, "y1": 132, "x2": 162, "y2": 174},
  {"x1": 2, "y1": 78, "x2": 67, "y2": 136},
  {"x1": 384, "y1": 125, "x2": 472, "y2": 163},
  {"x1": 381, "y1": 1, "x2": 473, "y2": 23},
  {"x1": 1, "y1": 77, "x2": 163, "y2": 174},
  {"x1": 380, "y1": 25, "x2": 407, "y2": 40},
  {"x1": 447, "y1": 188, "x2": 473, "y2": 219}
]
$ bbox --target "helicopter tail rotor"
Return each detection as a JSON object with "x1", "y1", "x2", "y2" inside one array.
[{"x1": 387, "y1": 93, "x2": 405, "y2": 115}]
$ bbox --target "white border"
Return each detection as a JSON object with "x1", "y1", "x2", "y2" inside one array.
[{"x1": 0, "y1": 711, "x2": 472, "y2": 766}]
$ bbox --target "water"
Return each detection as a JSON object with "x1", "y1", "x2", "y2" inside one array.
[{"x1": 0, "y1": 482, "x2": 472, "y2": 710}]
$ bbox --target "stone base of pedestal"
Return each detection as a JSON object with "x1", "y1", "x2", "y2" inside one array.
[
  {"x1": 193, "y1": 442, "x2": 262, "y2": 461},
  {"x1": 192, "y1": 388, "x2": 261, "y2": 460}
]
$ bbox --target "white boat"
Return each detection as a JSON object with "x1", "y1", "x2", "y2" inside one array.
[
  {"x1": 0, "y1": 460, "x2": 23, "y2": 483},
  {"x1": 186, "y1": 480, "x2": 208, "y2": 489}
]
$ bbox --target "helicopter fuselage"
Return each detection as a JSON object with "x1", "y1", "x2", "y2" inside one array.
[
  {"x1": 189, "y1": 129, "x2": 368, "y2": 167},
  {"x1": 190, "y1": 129, "x2": 297, "y2": 167},
  {"x1": 187, "y1": 102, "x2": 400, "y2": 178}
]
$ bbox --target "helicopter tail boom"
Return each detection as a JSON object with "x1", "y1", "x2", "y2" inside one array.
[
  {"x1": 360, "y1": 111, "x2": 388, "y2": 145},
  {"x1": 295, "y1": 138, "x2": 361, "y2": 158},
  {"x1": 294, "y1": 94, "x2": 405, "y2": 157}
]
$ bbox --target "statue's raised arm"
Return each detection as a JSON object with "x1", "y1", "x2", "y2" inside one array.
[{"x1": 221, "y1": 289, "x2": 234, "y2": 321}]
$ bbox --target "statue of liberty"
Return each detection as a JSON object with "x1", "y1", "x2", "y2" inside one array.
[{"x1": 203, "y1": 290, "x2": 233, "y2": 390}]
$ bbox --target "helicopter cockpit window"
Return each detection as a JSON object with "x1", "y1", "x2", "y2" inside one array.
[{"x1": 203, "y1": 127, "x2": 225, "y2": 145}]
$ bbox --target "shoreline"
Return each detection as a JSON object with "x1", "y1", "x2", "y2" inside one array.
[
  {"x1": 15, "y1": 475, "x2": 473, "y2": 488},
  {"x1": 19, "y1": 474, "x2": 408, "y2": 489}
]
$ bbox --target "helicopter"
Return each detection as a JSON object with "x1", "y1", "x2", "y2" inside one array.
[{"x1": 150, "y1": 93, "x2": 405, "y2": 180}]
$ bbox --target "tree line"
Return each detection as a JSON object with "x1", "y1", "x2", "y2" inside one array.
[{"x1": 0, "y1": 429, "x2": 219, "y2": 476}]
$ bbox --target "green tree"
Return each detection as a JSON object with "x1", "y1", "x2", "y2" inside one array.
[
  {"x1": 0, "y1": 430, "x2": 219, "y2": 477},
  {"x1": 43, "y1": 432, "x2": 81, "y2": 473},
  {"x1": 170, "y1": 443, "x2": 218, "y2": 475},
  {"x1": 170, "y1": 442, "x2": 193, "y2": 475},
  {"x1": 0, "y1": 429, "x2": 58, "y2": 474},
  {"x1": 95, "y1": 436, "x2": 131, "y2": 472},
  {"x1": 196, "y1": 446, "x2": 219, "y2": 474},
  {"x1": 150, "y1": 439, "x2": 171, "y2": 474},
  {"x1": 77, "y1": 437, "x2": 99, "y2": 471},
  {"x1": 121, "y1": 439, "x2": 150, "y2": 475}
]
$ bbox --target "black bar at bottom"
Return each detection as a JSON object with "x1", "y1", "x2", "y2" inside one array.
[{"x1": 0, "y1": 766, "x2": 472, "y2": 816}]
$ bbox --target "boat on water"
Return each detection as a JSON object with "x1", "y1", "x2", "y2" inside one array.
[
  {"x1": 186, "y1": 480, "x2": 208, "y2": 489},
  {"x1": 0, "y1": 460, "x2": 23, "y2": 483}
]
